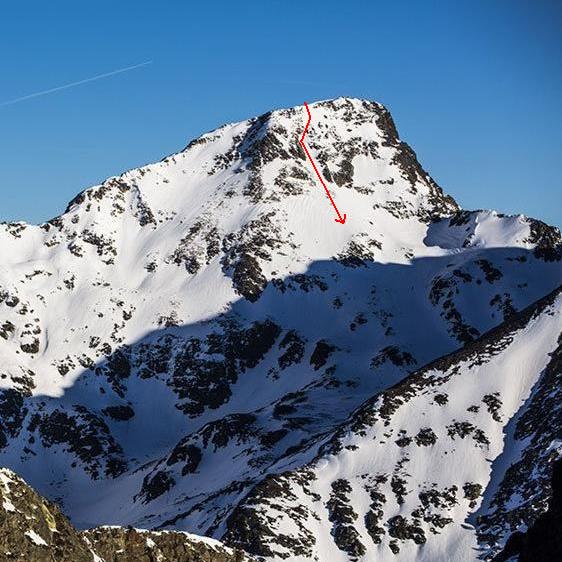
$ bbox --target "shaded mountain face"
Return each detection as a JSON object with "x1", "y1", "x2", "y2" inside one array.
[{"x1": 0, "y1": 97, "x2": 561, "y2": 560}]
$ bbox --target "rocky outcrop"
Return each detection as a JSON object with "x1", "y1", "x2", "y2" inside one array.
[
  {"x1": 0, "y1": 467, "x2": 252, "y2": 562},
  {"x1": 83, "y1": 527, "x2": 250, "y2": 562},
  {"x1": 0, "y1": 468, "x2": 93, "y2": 561}
]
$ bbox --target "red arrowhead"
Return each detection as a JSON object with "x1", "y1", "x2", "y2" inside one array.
[{"x1": 335, "y1": 214, "x2": 347, "y2": 224}]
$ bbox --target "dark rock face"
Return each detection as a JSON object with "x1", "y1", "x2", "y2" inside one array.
[
  {"x1": 200, "y1": 414, "x2": 257, "y2": 450},
  {"x1": 277, "y1": 330, "x2": 306, "y2": 369},
  {"x1": 310, "y1": 340, "x2": 336, "y2": 370},
  {"x1": 165, "y1": 318, "x2": 281, "y2": 416},
  {"x1": 0, "y1": 390, "x2": 27, "y2": 448},
  {"x1": 494, "y1": 458, "x2": 562, "y2": 562},
  {"x1": 100, "y1": 346, "x2": 132, "y2": 397},
  {"x1": 232, "y1": 254, "x2": 267, "y2": 302},
  {"x1": 224, "y1": 471, "x2": 318, "y2": 559},
  {"x1": 37, "y1": 407, "x2": 127, "y2": 479},
  {"x1": 371, "y1": 345, "x2": 416, "y2": 369},
  {"x1": 138, "y1": 470, "x2": 176, "y2": 503},
  {"x1": 0, "y1": 320, "x2": 15, "y2": 340},
  {"x1": 167, "y1": 441, "x2": 202, "y2": 475},
  {"x1": 102, "y1": 405, "x2": 135, "y2": 421},
  {"x1": 414, "y1": 427, "x2": 437, "y2": 446},
  {"x1": 169, "y1": 337, "x2": 235, "y2": 416},
  {"x1": 327, "y1": 479, "x2": 366, "y2": 558},
  {"x1": 525, "y1": 218, "x2": 562, "y2": 261},
  {"x1": 429, "y1": 269, "x2": 482, "y2": 344},
  {"x1": 387, "y1": 515, "x2": 426, "y2": 545}
]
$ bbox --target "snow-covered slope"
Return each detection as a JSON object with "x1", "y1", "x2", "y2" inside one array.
[
  {"x1": 224, "y1": 285, "x2": 562, "y2": 561},
  {"x1": 0, "y1": 97, "x2": 560, "y2": 560}
]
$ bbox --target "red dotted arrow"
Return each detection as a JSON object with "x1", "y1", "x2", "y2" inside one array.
[{"x1": 299, "y1": 102, "x2": 347, "y2": 224}]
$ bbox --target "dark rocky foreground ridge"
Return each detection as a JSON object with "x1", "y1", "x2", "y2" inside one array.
[
  {"x1": 0, "y1": 97, "x2": 561, "y2": 561},
  {"x1": 0, "y1": 467, "x2": 251, "y2": 561}
]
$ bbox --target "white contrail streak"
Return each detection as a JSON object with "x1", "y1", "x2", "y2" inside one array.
[{"x1": 0, "y1": 60, "x2": 152, "y2": 107}]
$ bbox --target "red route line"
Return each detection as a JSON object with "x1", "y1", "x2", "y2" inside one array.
[{"x1": 299, "y1": 102, "x2": 347, "y2": 224}]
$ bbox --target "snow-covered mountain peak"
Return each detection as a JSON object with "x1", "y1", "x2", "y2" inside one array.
[
  {"x1": 0, "y1": 97, "x2": 471, "y2": 386},
  {"x1": 41, "y1": 97, "x2": 459, "y2": 253},
  {"x1": 0, "y1": 97, "x2": 561, "y2": 562}
]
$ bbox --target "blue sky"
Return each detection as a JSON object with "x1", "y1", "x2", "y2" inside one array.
[{"x1": 1, "y1": 0, "x2": 561, "y2": 228}]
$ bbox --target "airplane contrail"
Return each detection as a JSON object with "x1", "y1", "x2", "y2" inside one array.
[{"x1": 0, "y1": 60, "x2": 152, "y2": 107}]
